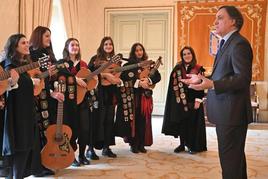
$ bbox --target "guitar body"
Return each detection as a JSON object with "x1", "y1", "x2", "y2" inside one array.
[
  {"x1": 27, "y1": 69, "x2": 45, "y2": 96},
  {"x1": 139, "y1": 68, "x2": 156, "y2": 89},
  {"x1": 0, "y1": 66, "x2": 8, "y2": 95},
  {"x1": 76, "y1": 68, "x2": 98, "y2": 104},
  {"x1": 139, "y1": 57, "x2": 162, "y2": 90},
  {"x1": 101, "y1": 63, "x2": 121, "y2": 86},
  {"x1": 41, "y1": 124, "x2": 74, "y2": 170}
]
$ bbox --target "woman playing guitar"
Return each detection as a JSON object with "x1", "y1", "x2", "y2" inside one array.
[
  {"x1": 86, "y1": 37, "x2": 121, "y2": 159},
  {"x1": 2, "y1": 33, "x2": 47, "y2": 178},
  {"x1": 60, "y1": 38, "x2": 91, "y2": 166},
  {"x1": 115, "y1": 43, "x2": 161, "y2": 153},
  {"x1": 29, "y1": 26, "x2": 59, "y2": 177}
]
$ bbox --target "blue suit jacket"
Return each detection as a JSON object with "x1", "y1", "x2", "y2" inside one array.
[{"x1": 206, "y1": 32, "x2": 253, "y2": 125}]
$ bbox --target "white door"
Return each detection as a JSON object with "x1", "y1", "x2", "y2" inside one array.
[{"x1": 106, "y1": 8, "x2": 173, "y2": 115}]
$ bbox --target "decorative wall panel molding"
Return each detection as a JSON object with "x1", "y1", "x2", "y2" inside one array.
[{"x1": 177, "y1": 0, "x2": 267, "y2": 80}]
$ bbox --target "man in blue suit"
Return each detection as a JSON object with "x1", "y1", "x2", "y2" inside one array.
[{"x1": 181, "y1": 6, "x2": 253, "y2": 179}]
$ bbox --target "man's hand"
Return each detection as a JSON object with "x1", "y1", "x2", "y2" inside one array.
[
  {"x1": 180, "y1": 74, "x2": 201, "y2": 85},
  {"x1": 181, "y1": 74, "x2": 214, "y2": 91}
]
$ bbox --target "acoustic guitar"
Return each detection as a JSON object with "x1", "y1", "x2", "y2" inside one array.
[
  {"x1": 139, "y1": 56, "x2": 163, "y2": 89},
  {"x1": 28, "y1": 63, "x2": 65, "y2": 96},
  {"x1": 0, "y1": 55, "x2": 49, "y2": 95},
  {"x1": 76, "y1": 53, "x2": 122, "y2": 104},
  {"x1": 100, "y1": 60, "x2": 154, "y2": 86},
  {"x1": 41, "y1": 78, "x2": 75, "y2": 170}
]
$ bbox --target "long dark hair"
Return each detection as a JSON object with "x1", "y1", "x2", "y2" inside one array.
[
  {"x1": 4, "y1": 33, "x2": 30, "y2": 65},
  {"x1": 29, "y1": 26, "x2": 56, "y2": 62},
  {"x1": 129, "y1": 43, "x2": 148, "y2": 61},
  {"x1": 62, "y1": 38, "x2": 81, "y2": 61},
  {"x1": 96, "y1": 36, "x2": 115, "y2": 60},
  {"x1": 180, "y1": 46, "x2": 197, "y2": 67}
]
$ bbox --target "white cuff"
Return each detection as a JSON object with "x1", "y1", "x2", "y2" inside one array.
[
  {"x1": 117, "y1": 79, "x2": 124, "y2": 87},
  {"x1": 195, "y1": 98, "x2": 203, "y2": 103},
  {"x1": 7, "y1": 83, "x2": 19, "y2": 91},
  {"x1": 148, "y1": 78, "x2": 153, "y2": 85},
  {"x1": 134, "y1": 79, "x2": 140, "y2": 88}
]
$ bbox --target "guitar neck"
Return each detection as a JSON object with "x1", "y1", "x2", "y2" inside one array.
[
  {"x1": 113, "y1": 63, "x2": 140, "y2": 73},
  {"x1": 0, "y1": 61, "x2": 40, "y2": 81},
  {"x1": 56, "y1": 101, "x2": 64, "y2": 138},
  {"x1": 85, "y1": 61, "x2": 113, "y2": 81},
  {"x1": 149, "y1": 58, "x2": 162, "y2": 78},
  {"x1": 38, "y1": 69, "x2": 59, "y2": 79}
]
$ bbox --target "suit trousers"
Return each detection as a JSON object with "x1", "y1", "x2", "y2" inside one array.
[{"x1": 216, "y1": 124, "x2": 248, "y2": 179}]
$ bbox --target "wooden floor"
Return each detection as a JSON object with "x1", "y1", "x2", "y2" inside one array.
[{"x1": 26, "y1": 117, "x2": 268, "y2": 179}]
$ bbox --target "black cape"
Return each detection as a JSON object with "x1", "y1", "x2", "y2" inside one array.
[{"x1": 161, "y1": 63, "x2": 207, "y2": 152}]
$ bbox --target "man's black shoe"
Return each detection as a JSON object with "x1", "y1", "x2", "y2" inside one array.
[
  {"x1": 174, "y1": 145, "x2": 185, "y2": 153},
  {"x1": 102, "y1": 148, "x2": 117, "y2": 158}
]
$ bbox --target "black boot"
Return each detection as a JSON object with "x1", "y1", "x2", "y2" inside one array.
[
  {"x1": 130, "y1": 145, "x2": 139, "y2": 153},
  {"x1": 86, "y1": 147, "x2": 99, "y2": 160},
  {"x1": 78, "y1": 155, "x2": 90, "y2": 165},
  {"x1": 138, "y1": 145, "x2": 147, "y2": 153},
  {"x1": 102, "y1": 147, "x2": 117, "y2": 158},
  {"x1": 71, "y1": 158, "x2": 81, "y2": 167},
  {"x1": 174, "y1": 137, "x2": 185, "y2": 153}
]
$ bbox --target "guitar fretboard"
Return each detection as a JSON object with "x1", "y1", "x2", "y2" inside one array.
[
  {"x1": 0, "y1": 61, "x2": 40, "y2": 81},
  {"x1": 55, "y1": 101, "x2": 64, "y2": 138},
  {"x1": 113, "y1": 63, "x2": 140, "y2": 73},
  {"x1": 149, "y1": 57, "x2": 162, "y2": 78},
  {"x1": 85, "y1": 54, "x2": 121, "y2": 81}
]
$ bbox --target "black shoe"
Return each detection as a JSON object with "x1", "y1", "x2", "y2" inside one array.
[
  {"x1": 138, "y1": 146, "x2": 147, "y2": 153},
  {"x1": 79, "y1": 155, "x2": 90, "y2": 165},
  {"x1": 34, "y1": 168, "x2": 55, "y2": 177},
  {"x1": 130, "y1": 146, "x2": 139, "y2": 153},
  {"x1": 174, "y1": 145, "x2": 185, "y2": 153},
  {"x1": 71, "y1": 158, "x2": 81, "y2": 167},
  {"x1": 86, "y1": 149, "x2": 100, "y2": 160},
  {"x1": 102, "y1": 148, "x2": 117, "y2": 158},
  {"x1": 188, "y1": 150, "x2": 197, "y2": 154}
]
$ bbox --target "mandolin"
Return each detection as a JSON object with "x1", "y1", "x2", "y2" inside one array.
[
  {"x1": 139, "y1": 56, "x2": 163, "y2": 89},
  {"x1": 76, "y1": 53, "x2": 122, "y2": 104},
  {"x1": 41, "y1": 78, "x2": 75, "y2": 170},
  {"x1": 0, "y1": 55, "x2": 49, "y2": 95}
]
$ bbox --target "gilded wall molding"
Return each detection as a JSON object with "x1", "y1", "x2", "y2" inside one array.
[{"x1": 177, "y1": 1, "x2": 267, "y2": 80}]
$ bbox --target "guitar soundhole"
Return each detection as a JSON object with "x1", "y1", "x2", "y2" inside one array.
[{"x1": 55, "y1": 134, "x2": 63, "y2": 143}]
